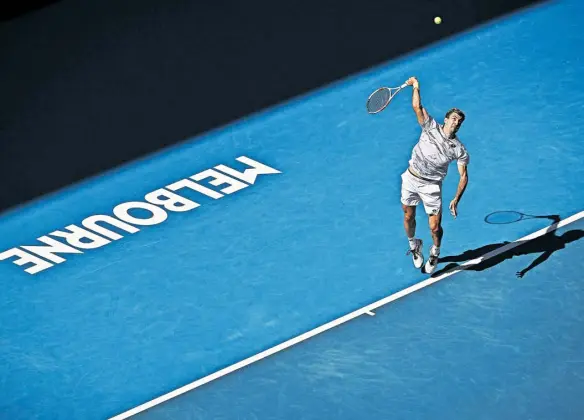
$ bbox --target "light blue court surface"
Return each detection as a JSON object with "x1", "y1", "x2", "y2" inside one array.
[
  {"x1": 1, "y1": 0, "x2": 583, "y2": 419},
  {"x1": 136, "y1": 218, "x2": 584, "y2": 420}
]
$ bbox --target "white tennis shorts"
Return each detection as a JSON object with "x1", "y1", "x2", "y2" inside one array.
[{"x1": 400, "y1": 169, "x2": 442, "y2": 215}]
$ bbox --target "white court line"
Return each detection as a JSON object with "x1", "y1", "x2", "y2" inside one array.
[{"x1": 110, "y1": 210, "x2": 584, "y2": 419}]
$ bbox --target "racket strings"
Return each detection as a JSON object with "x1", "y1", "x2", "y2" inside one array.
[
  {"x1": 366, "y1": 83, "x2": 409, "y2": 114},
  {"x1": 367, "y1": 87, "x2": 396, "y2": 113}
]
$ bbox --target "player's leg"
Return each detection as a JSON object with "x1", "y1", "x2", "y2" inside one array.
[
  {"x1": 402, "y1": 203, "x2": 416, "y2": 240},
  {"x1": 417, "y1": 182, "x2": 443, "y2": 274},
  {"x1": 400, "y1": 172, "x2": 424, "y2": 268},
  {"x1": 429, "y1": 211, "x2": 443, "y2": 249},
  {"x1": 425, "y1": 211, "x2": 443, "y2": 273},
  {"x1": 402, "y1": 204, "x2": 424, "y2": 268}
]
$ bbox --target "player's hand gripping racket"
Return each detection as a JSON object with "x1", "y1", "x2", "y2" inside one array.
[{"x1": 366, "y1": 83, "x2": 409, "y2": 114}]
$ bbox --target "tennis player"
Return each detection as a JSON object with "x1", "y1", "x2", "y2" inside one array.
[{"x1": 401, "y1": 76, "x2": 469, "y2": 274}]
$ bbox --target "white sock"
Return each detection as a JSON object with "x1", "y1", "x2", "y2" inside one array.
[
  {"x1": 430, "y1": 245, "x2": 440, "y2": 256},
  {"x1": 408, "y1": 237, "x2": 417, "y2": 249}
]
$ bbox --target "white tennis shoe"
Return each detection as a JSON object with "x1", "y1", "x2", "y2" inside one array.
[
  {"x1": 406, "y1": 238, "x2": 424, "y2": 269},
  {"x1": 424, "y1": 246, "x2": 440, "y2": 274}
]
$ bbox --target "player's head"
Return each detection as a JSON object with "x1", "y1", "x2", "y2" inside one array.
[{"x1": 443, "y1": 108, "x2": 465, "y2": 136}]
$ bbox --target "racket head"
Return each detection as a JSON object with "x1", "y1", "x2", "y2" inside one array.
[
  {"x1": 366, "y1": 87, "x2": 393, "y2": 114},
  {"x1": 484, "y1": 211, "x2": 526, "y2": 224}
]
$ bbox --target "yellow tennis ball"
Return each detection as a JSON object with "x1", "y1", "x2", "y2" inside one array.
[{"x1": 434, "y1": 16, "x2": 442, "y2": 24}]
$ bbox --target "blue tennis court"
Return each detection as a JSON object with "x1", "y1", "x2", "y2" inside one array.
[{"x1": 1, "y1": 0, "x2": 583, "y2": 419}]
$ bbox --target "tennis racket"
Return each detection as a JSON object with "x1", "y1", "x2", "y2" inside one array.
[
  {"x1": 366, "y1": 83, "x2": 409, "y2": 114},
  {"x1": 484, "y1": 211, "x2": 542, "y2": 224}
]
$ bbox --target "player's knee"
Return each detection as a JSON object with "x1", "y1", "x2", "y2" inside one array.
[
  {"x1": 403, "y1": 208, "x2": 416, "y2": 222},
  {"x1": 429, "y1": 218, "x2": 442, "y2": 234},
  {"x1": 430, "y1": 224, "x2": 442, "y2": 235}
]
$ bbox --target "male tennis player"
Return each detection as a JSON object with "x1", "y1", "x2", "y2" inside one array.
[{"x1": 401, "y1": 76, "x2": 469, "y2": 274}]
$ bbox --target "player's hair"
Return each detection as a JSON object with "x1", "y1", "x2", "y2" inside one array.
[{"x1": 445, "y1": 108, "x2": 465, "y2": 122}]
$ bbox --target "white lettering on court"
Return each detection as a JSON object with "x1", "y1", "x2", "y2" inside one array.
[
  {"x1": 192, "y1": 169, "x2": 249, "y2": 195},
  {"x1": 144, "y1": 189, "x2": 200, "y2": 212},
  {"x1": 51, "y1": 225, "x2": 111, "y2": 249},
  {"x1": 82, "y1": 215, "x2": 140, "y2": 240},
  {"x1": 215, "y1": 156, "x2": 282, "y2": 185},
  {"x1": 0, "y1": 156, "x2": 282, "y2": 275},
  {"x1": 0, "y1": 248, "x2": 55, "y2": 275},
  {"x1": 167, "y1": 179, "x2": 224, "y2": 200},
  {"x1": 22, "y1": 236, "x2": 83, "y2": 264}
]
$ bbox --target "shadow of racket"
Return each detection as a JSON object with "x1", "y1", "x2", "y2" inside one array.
[{"x1": 484, "y1": 211, "x2": 559, "y2": 225}]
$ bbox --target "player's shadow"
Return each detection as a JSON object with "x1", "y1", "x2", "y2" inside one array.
[{"x1": 432, "y1": 213, "x2": 584, "y2": 278}]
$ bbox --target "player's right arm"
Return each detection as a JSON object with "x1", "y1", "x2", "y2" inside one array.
[{"x1": 406, "y1": 77, "x2": 428, "y2": 125}]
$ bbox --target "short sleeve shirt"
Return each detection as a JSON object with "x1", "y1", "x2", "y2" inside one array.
[{"x1": 408, "y1": 115, "x2": 469, "y2": 182}]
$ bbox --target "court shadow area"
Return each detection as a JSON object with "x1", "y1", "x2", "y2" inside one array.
[{"x1": 432, "y1": 214, "x2": 584, "y2": 278}]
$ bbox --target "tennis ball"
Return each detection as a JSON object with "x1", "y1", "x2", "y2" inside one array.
[{"x1": 434, "y1": 16, "x2": 442, "y2": 24}]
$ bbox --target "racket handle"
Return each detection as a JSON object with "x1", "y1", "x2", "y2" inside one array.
[{"x1": 400, "y1": 83, "x2": 408, "y2": 89}]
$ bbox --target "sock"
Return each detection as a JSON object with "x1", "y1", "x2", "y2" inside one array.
[
  {"x1": 430, "y1": 245, "x2": 440, "y2": 256},
  {"x1": 408, "y1": 237, "x2": 417, "y2": 250}
]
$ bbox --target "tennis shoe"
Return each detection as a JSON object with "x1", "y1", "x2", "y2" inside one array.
[
  {"x1": 424, "y1": 247, "x2": 440, "y2": 274},
  {"x1": 406, "y1": 239, "x2": 424, "y2": 269}
]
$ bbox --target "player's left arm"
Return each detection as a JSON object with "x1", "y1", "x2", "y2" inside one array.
[{"x1": 449, "y1": 163, "x2": 468, "y2": 218}]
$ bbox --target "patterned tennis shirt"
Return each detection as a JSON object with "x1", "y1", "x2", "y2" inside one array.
[{"x1": 408, "y1": 115, "x2": 469, "y2": 183}]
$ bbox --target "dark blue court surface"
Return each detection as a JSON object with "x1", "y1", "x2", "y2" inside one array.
[{"x1": 1, "y1": 0, "x2": 583, "y2": 419}]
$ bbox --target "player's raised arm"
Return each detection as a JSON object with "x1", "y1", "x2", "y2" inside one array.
[{"x1": 406, "y1": 77, "x2": 428, "y2": 125}]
